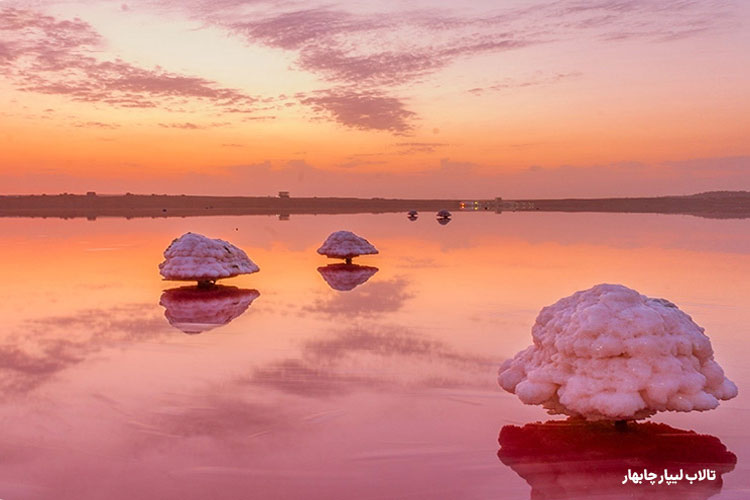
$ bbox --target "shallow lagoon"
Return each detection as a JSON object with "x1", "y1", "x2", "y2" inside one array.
[{"x1": 0, "y1": 212, "x2": 748, "y2": 499}]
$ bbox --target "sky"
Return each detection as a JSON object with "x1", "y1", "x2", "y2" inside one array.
[{"x1": 1, "y1": 0, "x2": 748, "y2": 197}]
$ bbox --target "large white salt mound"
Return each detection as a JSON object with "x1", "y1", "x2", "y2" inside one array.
[
  {"x1": 498, "y1": 284, "x2": 737, "y2": 420},
  {"x1": 317, "y1": 231, "x2": 378, "y2": 260},
  {"x1": 158, "y1": 232, "x2": 259, "y2": 283}
]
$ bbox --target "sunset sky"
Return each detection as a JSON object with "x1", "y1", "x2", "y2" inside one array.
[{"x1": 1, "y1": 0, "x2": 748, "y2": 197}]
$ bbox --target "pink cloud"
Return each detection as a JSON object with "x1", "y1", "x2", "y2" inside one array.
[
  {"x1": 1, "y1": 1, "x2": 740, "y2": 136},
  {"x1": 228, "y1": 1, "x2": 734, "y2": 89},
  {"x1": 0, "y1": 41, "x2": 14, "y2": 62},
  {"x1": 299, "y1": 88, "x2": 416, "y2": 134},
  {"x1": 394, "y1": 142, "x2": 448, "y2": 154},
  {"x1": 222, "y1": 2, "x2": 735, "y2": 132},
  {"x1": 234, "y1": 8, "x2": 539, "y2": 87},
  {"x1": 233, "y1": 8, "x2": 388, "y2": 51},
  {"x1": 72, "y1": 121, "x2": 121, "y2": 129},
  {"x1": 551, "y1": 0, "x2": 735, "y2": 42},
  {"x1": 158, "y1": 122, "x2": 229, "y2": 129},
  {"x1": 468, "y1": 72, "x2": 582, "y2": 95},
  {"x1": 297, "y1": 48, "x2": 441, "y2": 87},
  {"x1": 0, "y1": 7, "x2": 260, "y2": 113}
]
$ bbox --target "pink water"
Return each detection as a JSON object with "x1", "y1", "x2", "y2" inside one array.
[{"x1": 0, "y1": 212, "x2": 748, "y2": 499}]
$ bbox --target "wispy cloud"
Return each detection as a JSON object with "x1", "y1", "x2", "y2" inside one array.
[
  {"x1": 226, "y1": 7, "x2": 543, "y2": 132},
  {"x1": 299, "y1": 88, "x2": 416, "y2": 134},
  {"x1": 72, "y1": 121, "x2": 121, "y2": 129},
  {"x1": 1, "y1": 0, "x2": 740, "y2": 138},
  {"x1": 335, "y1": 158, "x2": 388, "y2": 169},
  {"x1": 468, "y1": 72, "x2": 582, "y2": 95},
  {"x1": 553, "y1": 0, "x2": 735, "y2": 41},
  {"x1": 233, "y1": 8, "x2": 539, "y2": 87},
  {"x1": 158, "y1": 121, "x2": 229, "y2": 129},
  {"x1": 395, "y1": 142, "x2": 449, "y2": 154},
  {"x1": 220, "y1": 1, "x2": 735, "y2": 133},
  {"x1": 233, "y1": 8, "x2": 388, "y2": 51},
  {"x1": 228, "y1": 1, "x2": 737, "y2": 81},
  {"x1": 0, "y1": 7, "x2": 260, "y2": 113}
]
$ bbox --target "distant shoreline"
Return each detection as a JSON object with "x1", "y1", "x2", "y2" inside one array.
[{"x1": 0, "y1": 191, "x2": 747, "y2": 219}]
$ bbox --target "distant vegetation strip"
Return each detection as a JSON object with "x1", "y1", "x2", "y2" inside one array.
[{"x1": 0, "y1": 191, "x2": 747, "y2": 219}]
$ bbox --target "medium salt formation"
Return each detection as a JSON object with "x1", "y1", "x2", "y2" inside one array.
[
  {"x1": 317, "y1": 230, "x2": 378, "y2": 264},
  {"x1": 159, "y1": 232, "x2": 259, "y2": 286},
  {"x1": 160, "y1": 285, "x2": 260, "y2": 334},
  {"x1": 498, "y1": 284, "x2": 737, "y2": 420},
  {"x1": 317, "y1": 263, "x2": 379, "y2": 291}
]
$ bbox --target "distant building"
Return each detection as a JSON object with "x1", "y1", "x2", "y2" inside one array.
[
  {"x1": 278, "y1": 191, "x2": 290, "y2": 198},
  {"x1": 459, "y1": 200, "x2": 494, "y2": 211},
  {"x1": 459, "y1": 199, "x2": 500, "y2": 211},
  {"x1": 86, "y1": 191, "x2": 97, "y2": 197}
]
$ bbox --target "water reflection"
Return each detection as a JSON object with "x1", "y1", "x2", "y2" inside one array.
[
  {"x1": 306, "y1": 278, "x2": 413, "y2": 318},
  {"x1": 251, "y1": 325, "x2": 492, "y2": 396},
  {"x1": 317, "y1": 264, "x2": 379, "y2": 291},
  {"x1": 498, "y1": 419, "x2": 736, "y2": 499},
  {"x1": 159, "y1": 286, "x2": 260, "y2": 334},
  {"x1": 0, "y1": 303, "x2": 167, "y2": 395},
  {"x1": 0, "y1": 213, "x2": 747, "y2": 499}
]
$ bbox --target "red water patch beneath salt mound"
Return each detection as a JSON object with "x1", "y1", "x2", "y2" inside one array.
[{"x1": 498, "y1": 419, "x2": 736, "y2": 499}]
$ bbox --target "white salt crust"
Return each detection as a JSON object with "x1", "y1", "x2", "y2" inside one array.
[
  {"x1": 158, "y1": 232, "x2": 259, "y2": 282},
  {"x1": 317, "y1": 231, "x2": 379, "y2": 259},
  {"x1": 498, "y1": 284, "x2": 738, "y2": 420}
]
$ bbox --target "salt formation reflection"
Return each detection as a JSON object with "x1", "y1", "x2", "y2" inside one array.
[
  {"x1": 317, "y1": 263, "x2": 379, "y2": 291},
  {"x1": 159, "y1": 285, "x2": 260, "y2": 334},
  {"x1": 498, "y1": 419, "x2": 736, "y2": 499}
]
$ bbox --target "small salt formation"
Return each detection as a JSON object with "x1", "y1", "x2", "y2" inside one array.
[
  {"x1": 317, "y1": 230, "x2": 378, "y2": 264},
  {"x1": 498, "y1": 284, "x2": 737, "y2": 420},
  {"x1": 159, "y1": 232, "x2": 259, "y2": 287},
  {"x1": 317, "y1": 263, "x2": 379, "y2": 291}
]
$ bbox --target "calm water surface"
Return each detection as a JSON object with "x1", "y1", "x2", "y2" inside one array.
[{"x1": 0, "y1": 212, "x2": 748, "y2": 499}]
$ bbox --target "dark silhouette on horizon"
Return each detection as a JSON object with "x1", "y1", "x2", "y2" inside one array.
[{"x1": 0, "y1": 191, "x2": 748, "y2": 219}]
